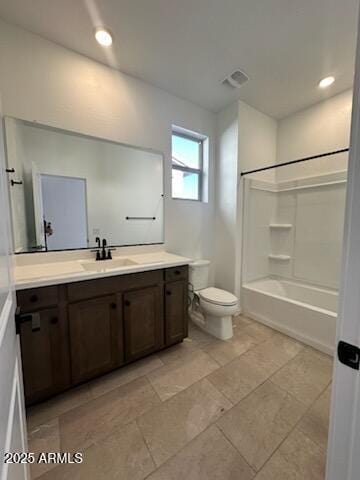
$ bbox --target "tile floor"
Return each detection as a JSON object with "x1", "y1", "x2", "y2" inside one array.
[{"x1": 27, "y1": 316, "x2": 333, "y2": 480}]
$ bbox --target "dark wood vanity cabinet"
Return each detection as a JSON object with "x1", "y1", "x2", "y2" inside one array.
[
  {"x1": 17, "y1": 287, "x2": 71, "y2": 405},
  {"x1": 17, "y1": 265, "x2": 188, "y2": 405},
  {"x1": 69, "y1": 294, "x2": 124, "y2": 384},
  {"x1": 124, "y1": 286, "x2": 164, "y2": 362},
  {"x1": 165, "y1": 280, "x2": 188, "y2": 345}
]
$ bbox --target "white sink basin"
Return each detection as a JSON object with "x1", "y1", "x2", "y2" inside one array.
[{"x1": 80, "y1": 258, "x2": 138, "y2": 272}]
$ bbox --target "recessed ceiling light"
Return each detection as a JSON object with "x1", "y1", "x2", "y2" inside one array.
[
  {"x1": 95, "y1": 28, "x2": 113, "y2": 47},
  {"x1": 319, "y1": 76, "x2": 335, "y2": 89}
]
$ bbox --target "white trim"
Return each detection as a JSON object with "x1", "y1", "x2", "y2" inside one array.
[
  {"x1": 1, "y1": 360, "x2": 29, "y2": 480},
  {"x1": 326, "y1": 8, "x2": 360, "y2": 480},
  {"x1": 0, "y1": 292, "x2": 14, "y2": 347}
]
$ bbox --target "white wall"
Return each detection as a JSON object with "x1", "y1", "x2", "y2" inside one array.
[
  {"x1": 276, "y1": 89, "x2": 352, "y2": 181},
  {"x1": 215, "y1": 100, "x2": 278, "y2": 295},
  {"x1": 215, "y1": 103, "x2": 239, "y2": 293},
  {"x1": 0, "y1": 19, "x2": 216, "y2": 271},
  {"x1": 238, "y1": 101, "x2": 278, "y2": 182}
]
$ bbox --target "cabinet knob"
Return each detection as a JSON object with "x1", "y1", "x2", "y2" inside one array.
[
  {"x1": 111, "y1": 303, "x2": 117, "y2": 309},
  {"x1": 50, "y1": 317, "x2": 58, "y2": 324},
  {"x1": 30, "y1": 294, "x2": 38, "y2": 303},
  {"x1": 175, "y1": 270, "x2": 181, "y2": 276},
  {"x1": 125, "y1": 300, "x2": 131, "y2": 307},
  {"x1": 166, "y1": 290, "x2": 172, "y2": 296}
]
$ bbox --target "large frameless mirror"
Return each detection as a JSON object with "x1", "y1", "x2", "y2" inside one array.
[{"x1": 4, "y1": 118, "x2": 164, "y2": 253}]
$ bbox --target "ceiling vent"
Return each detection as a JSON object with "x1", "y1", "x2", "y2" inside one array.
[{"x1": 222, "y1": 70, "x2": 249, "y2": 89}]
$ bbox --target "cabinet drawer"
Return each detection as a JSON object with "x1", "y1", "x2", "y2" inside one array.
[
  {"x1": 165, "y1": 266, "x2": 188, "y2": 282},
  {"x1": 17, "y1": 286, "x2": 59, "y2": 312},
  {"x1": 67, "y1": 270, "x2": 164, "y2": 302}
]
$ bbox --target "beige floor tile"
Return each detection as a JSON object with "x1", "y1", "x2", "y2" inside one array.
[
  {"x1": 254, "y1": 429, "x2": 326, "y2": 480},
  {"x1": 27, "y1": 385, "x2": 92, "y2": 429},
  {"x1": 147, "y1": 426, "x2": 254, "y2": 480},
  {"x1": 157, "y1": 339, "x2": 200, "y2": 365},
  {"x1": 271, "y1": 348, "x2": 333, "y2": 405},
  {"x1": 28, "y1": 418, "x2": 60, "y2": 479},
  {"x1": 202, "y1": 331, "x2": 257, "y2": 366},
  {"x1": 298, "y1": 384, "x2": 332, "y2": 449},
  {"x1": 188, "y1": 323, "x2": 217, "y2": 348},
  {"x1": 137, "y1": 378, "x2": 232, "y2": 466},
  {"x1": 247, "y1": 333, "x2": 304, "y2": 369},
  {"x1": 241, "y1": 322, "x2": 275, "y2": 344},
  {"x1": 217, "y1": 381, "x2": 307, "y2": 471},
  {"x1": 208, "y1": 334, "x2": 302, "y2": 404},
  {"x1": 208, "y1": 353, "x2": 274, "y2": 404},
  {"x1": 38, "y1": 421, "x2": 155, "y2": 480},
  {"x1": 233, "y1": 314, "x2": 254, "y2": 329},
  {"x1": 89, "y1": 355, "x2": 163, "y2": 398},
  {"x1": 60, "y1": 377, "x2": 160, "y2": 452},
  {"x1": 147, "y1": 350, "x2": 219, "y2": 401}
]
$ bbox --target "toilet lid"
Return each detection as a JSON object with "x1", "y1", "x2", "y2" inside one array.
[{"x1": 199, "y1": 287, "x2": 238, "y2": 306}]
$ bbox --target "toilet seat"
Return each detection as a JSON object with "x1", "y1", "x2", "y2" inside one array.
[{"x1": 198, "y1": 287, "x2": 238, "y2": 306}]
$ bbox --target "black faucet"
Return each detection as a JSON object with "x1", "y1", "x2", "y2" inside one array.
[
  {"x1": 92, "y1": 237, "x2": 115, "y2": 261},
  {"x1": 92, "y1": 236, "x2": 101, "y2": 261},
  {"x1": 101, "y1": 238, "x2": 107, "y2": 260}
]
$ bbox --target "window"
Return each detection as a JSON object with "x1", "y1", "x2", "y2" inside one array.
[{"x1": 171, "y1": 132, "x2": 203, "y2": 201}]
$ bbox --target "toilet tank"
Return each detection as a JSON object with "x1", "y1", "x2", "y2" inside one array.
[{"x1": 189, "y1": 260, "x2": 211, "y2": 291}]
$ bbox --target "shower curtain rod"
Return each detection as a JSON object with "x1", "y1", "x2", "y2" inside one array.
[{"x1": 240, "y1": 147, "x2": 349, "y2": 177}]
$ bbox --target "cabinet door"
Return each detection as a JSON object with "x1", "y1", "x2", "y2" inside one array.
[
  {"x1": 165, "y1": 281, "x2": 188, "y2": 346},
  {"x1": 69, "y1": 295, "x2": 123, "y2": 384},
  {"x1": 124, "y1": 286, "x2": 164, "y2": 362},
  {"x1": 20, "y1": 307, "x2": 70, "y2": 405}
]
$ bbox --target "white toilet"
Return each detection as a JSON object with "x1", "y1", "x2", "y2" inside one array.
[{"x1": 189, "y1": 260, "x2": 239, "y2": 340}]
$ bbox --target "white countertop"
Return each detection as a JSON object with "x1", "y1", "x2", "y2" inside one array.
[{"x1": 14, "y1": 250, "x2": 191, "y2": 290}]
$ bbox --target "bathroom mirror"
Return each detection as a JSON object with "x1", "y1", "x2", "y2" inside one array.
[{"x1": 4, "y1": 118, "x2": 164, "y2": 253}]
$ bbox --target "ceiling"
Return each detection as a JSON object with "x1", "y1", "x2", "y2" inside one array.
[{"x1": 0, "y1": 0, "x2": 358, "y2": 118}]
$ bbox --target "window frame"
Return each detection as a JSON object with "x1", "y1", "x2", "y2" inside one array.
[{"x1": 171, "y1": 131, "x2": 203, "y2": 202}]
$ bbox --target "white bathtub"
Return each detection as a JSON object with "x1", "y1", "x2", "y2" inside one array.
[{"x1": 242, "y1": 277, "x2": 337, "y2": 355}]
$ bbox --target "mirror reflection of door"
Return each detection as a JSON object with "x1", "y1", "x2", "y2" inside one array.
[{"x1": 39, "y1": 174, "x2": 88, "y2": 251}]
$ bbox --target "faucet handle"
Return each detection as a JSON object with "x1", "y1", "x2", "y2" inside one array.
[
  {"x1": 107, "y1": 248, "x2": 116, "y2": 260},
  {"x1": 90, "y1": 249, "x2": 101, "y2": 261}
]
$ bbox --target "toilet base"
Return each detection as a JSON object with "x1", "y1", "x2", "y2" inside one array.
[{"x1": 189, "y1": 310, "x2": 233, "y2": 340}]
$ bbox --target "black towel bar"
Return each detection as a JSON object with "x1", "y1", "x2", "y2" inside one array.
[{"x1": 126, "y1": 216, "x2": 156, "y2": 220}]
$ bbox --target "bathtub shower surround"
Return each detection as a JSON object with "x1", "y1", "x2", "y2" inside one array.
[{"x1": 242, "y1": 164, "x2": 347, "y2": 354}]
